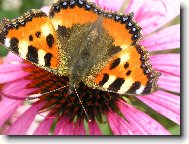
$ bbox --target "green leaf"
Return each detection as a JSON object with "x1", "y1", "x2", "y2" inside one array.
[{"x1": 0, "y1": 46, "x2": 8, "y2": 57}]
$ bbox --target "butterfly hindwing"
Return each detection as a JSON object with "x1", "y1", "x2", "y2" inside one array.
[
  {"x1": 95, "y1": 45, "x2": 160, "y2": 95},
  {"x1": 0, "y1": 9, "x2": 61, "y2": 74}
]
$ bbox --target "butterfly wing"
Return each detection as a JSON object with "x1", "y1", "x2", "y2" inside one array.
[
  {"x1": 94, "y1": 45, "x2": 160, "y2": 95},
  {"x1": 49, "y1": 0, "x2": 105, "y2": 79},
  {"x1": 93, "y1": 13, "x2": 160, "y2": 95},
  {"x1": 0, "y1": 9, "x2": 63, "y2": 75},
  {"x1": 49, "y1": 0, "x2": 160, "y2": 95}
]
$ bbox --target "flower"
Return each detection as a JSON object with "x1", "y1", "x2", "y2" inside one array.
[{"x1": 0, "y1": 0, "x2": 180, "y2": 135}]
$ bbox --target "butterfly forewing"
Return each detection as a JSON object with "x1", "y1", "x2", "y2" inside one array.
[{"x1": 0, "y1": 9, "x2": 61, "y2": 75}]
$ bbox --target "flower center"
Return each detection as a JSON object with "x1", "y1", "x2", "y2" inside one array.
[{"x1": 23, "y1": 63, "x2": 122, "y2": 122}]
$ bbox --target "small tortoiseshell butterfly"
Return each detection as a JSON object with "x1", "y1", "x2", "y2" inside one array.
[{"x1": 0, "y1": 0, "x2": 160, "y2": 96}]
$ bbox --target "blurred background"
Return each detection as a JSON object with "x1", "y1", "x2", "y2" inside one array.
[{"x1": 0, "y1": 0, "x2": 180, "y2": 135}]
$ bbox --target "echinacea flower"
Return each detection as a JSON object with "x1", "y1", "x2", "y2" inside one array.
[{"x1": 0, "y1": 0, "x2": 180, "y2": 135}]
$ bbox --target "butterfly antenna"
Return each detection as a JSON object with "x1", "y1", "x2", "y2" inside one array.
[
  {"x1": 26, "y1": 85, "x2": 69, "y2": 100},
  {"x1": 0, "y1": 85, "x2": 69, "y2": 101},
  {"x1": 74, "y1": 85, "x2": 91, "y2": 123}
]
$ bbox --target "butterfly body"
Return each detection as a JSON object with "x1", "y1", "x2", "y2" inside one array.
[{"x1": 0, "y1": 0, "x2": 160, "y2": 95}]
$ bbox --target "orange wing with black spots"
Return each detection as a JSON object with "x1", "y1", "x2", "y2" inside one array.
[
  {"x1": 0, "y1": 9, "x2": 59, "y2": 71},
  {"x1": 93, "y1": 11, "x2": 160, "y2": 95},
  {"x1": 49, "y1": 0, "x2": 99, "y2": 29},
  {"x1": 95, "y1": 45, "x2": 160, "y2": 95},
  {"x1": 0, "y1": 0, "x2": 160, "y2": 96},
  {"x1": 49, "y1": 0, "x2": 160, "y2": 95}
]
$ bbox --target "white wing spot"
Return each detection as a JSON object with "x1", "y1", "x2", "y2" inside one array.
[
  {"x1": 5, "y1": 38, "x2": 10, "y2": 47},
  {"x1": 118, "y1": 78, "x2": 133, "y2": 94},
  {"x1": 103, "y1": 75, "x2": 117, "y2": 89},
  {"x1": 120, "y1": 53, "x2": 130, "y2": 64},
  {"x1": 136, "y1": 85, "x2": 145, "y2": 94},
  {"x1": 19, "y1": 41, "x2": 29, "y2": 59},
  {"x1": 38, "y1": 49, "x2": 47, "y2": 66},
  {"x1": 41, "y1": 24, "x2": 52, "y2": 37}
]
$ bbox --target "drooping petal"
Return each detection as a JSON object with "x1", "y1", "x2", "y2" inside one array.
[
  {"x1": 126, "y1": 0, "x2": 180, "y2": 35},
  {"x1": 150, "y1": 54, "x2": 180, "y2": 76},
  {"x1": 118, "y1": 100, "x2": 171, "y2": 135},
  {"x1": 137, "y1": 91, "x2": 180, "y2": 124},
  {"x1": 0, "y1": 99, "x2": 22, "y2": 128},
  {"x1": 158, "y1": 73, "x2": 180, "y2": 93},
  {"x1": 2, "y1": 80, "x2": 37, "y2": 96},
  {"x1": 60, "y1": 120, "x2": 75, "y2": 135},
  {"x1": 0, "y1": 70, "x2": 29, "y2": 83},
  {"x1": 6, "y1": 102, "x2": 45, "y2": 135},
  {"x1": 88, "y1": 121, "x2": 102, "y2": 135},
  {"x1": 73, "y1": 120, "x2": 86, "y2": 135},
  {"x1": 33, "y1": 114, "x2": 54, "y2": 135},
  {"x1": 0, "y1": 84, "x2": 36, "y2": 128},
  {"x1": 108, "y1": 110, "x2": 142, "y2": 135},
  {"x1": 54, "y1": 117, "x2": 66, "y2": 135},
  {"x1": 141, "y1": 25, "x2": 180, "y2": 51},
  {"x1": 58, "y1": 118, "x2": 86, "y2": 135},
  {"x1": 90, "y1": 0, "x2": 125, "y2": 11},
  {"x1": 0, "y1": 64, "x2": 27, "y2": 73}
]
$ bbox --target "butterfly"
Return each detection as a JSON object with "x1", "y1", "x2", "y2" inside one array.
[{"x1": 0, "y1": 0, "x2": 160, "y2": 96}]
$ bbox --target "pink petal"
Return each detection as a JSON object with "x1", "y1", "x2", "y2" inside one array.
[
  {"x1": 33, "y1": 114, "x2": 54, "y2": 135},
  {"x1": 118, "y1": 100, "x2": 171, "y2": 135},
  {"x1": 0, "y1": 64, "x2": 27, "y2": 73},
  {"x1": 126, "y1": 0, "x2": 180, "y2": 35},
  {"x1": 0, "y1": 85, "x2": 36, "y2": 128},
  {"x1": 108, "y1": 110, "x2": 142, "y2": 135},
  {"x1": 88, "y1": 121, "x2": 102, "y2": 135},
  {"x1": 0, "y1": 70, "x2": 29, "y2": 83},
  {"x1": 137, "y1": 91, "x2": 180, "y2": 124},
  {"x1": 141, "y1": 25, "x2": 180, "y2": 51},
  {"x1": 7, "y1": 102, "x2": 45, "y2": 135},
  {"x1": 90, "y1": 0, "x2": 125, "y2": 11},
  {"x1": 54, "y1": 117, "x2": 66, "y2": 135},
  {"x1": 125, "y1": 0, "x2": 145, "y2": 14},
  {"x1": 2, "y1": 80, "x2": 33, "y2": 95},
  {"x1": 60, "y1": 120, "x2": 75, "y2": 135},
  {"x1": 41, "y1": 6, "x2": 50, "y2": 15},
  {"x1": 3, "y1": 53, "x2": 23, "y2": 64},
  {"x1": 0, "y1": 99, "x2": 22, "y2": 128},
  {"x1": 150, "y1": 54, "x2": 180, "y2": 77},
  {"x1": 73, "y1": 121, "x2": 86, "y2": 135},
  {"x1": 150, "y1": 54, "x2": 180, "y2": 67},
  {"x1": 158, "y1": 73, "x2": 180, "y2": 93},
  {"x1": 58, "y1": 118, "x2": 86, "y2": 135}
]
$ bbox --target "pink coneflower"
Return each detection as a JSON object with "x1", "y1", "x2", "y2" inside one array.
[{"x1": 0, "y1": 0, "x2": 180, "y2": 135}]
